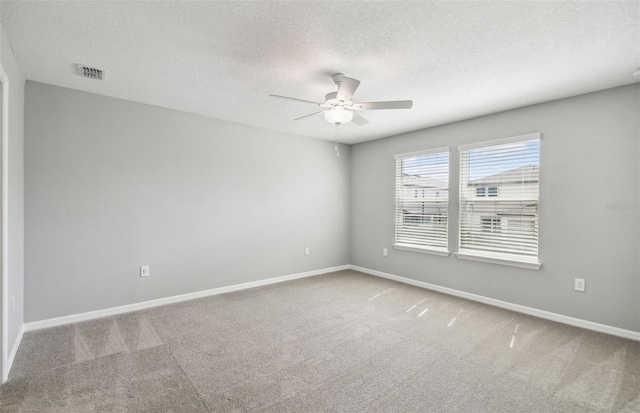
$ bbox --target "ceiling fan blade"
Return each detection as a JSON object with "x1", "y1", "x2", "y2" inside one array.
[
  {"x1": 355, "y1": 100, "x2": 413, "y2": 110},
  {"x1": 351, "y1": 112, "x2": 369, "y2": 126},
  {"x1": 293, "y1": 111, "x2": 326, "y2": 121},
  {"x1": 336, "y1": 77, "x2": 360, "y2": 102},
  {"x1": 269, "y1": 94, "x2": 322, "y2": 105}
]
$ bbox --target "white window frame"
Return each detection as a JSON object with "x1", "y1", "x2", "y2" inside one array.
[
  {"x1": 456, "y1": 133, "x2": 541, "y2": 269},
  {"x1": 393, "y1": 147, "x2": 450, "y2": 256}
]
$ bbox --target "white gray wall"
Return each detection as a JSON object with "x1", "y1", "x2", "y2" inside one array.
[
  {"x1": 25, "y1": 82, "x2": 350, "y2": 322},
  {"x1": 1, "y1": 20, "x2": 25, "y2": 358},
  {"x1": 350, "y1": 84, "x2": 640, "y2": 332},
  {"x1": 23, "y1": 80, "x2": 640, "y2": 332}
]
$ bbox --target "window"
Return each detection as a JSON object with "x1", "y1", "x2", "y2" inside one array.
[
  {"x1": 477, "y1": 186, "x2": 498, "y2": 197},
  {"x1": 458, "y1": 134, "x2": 540, "y2": 267},
  {"x1": 394, "y1": 147, "x2": 449, "y2": 254},
  {"x1": 481, "y1": 217, "x2": 501, "y2": 233}
]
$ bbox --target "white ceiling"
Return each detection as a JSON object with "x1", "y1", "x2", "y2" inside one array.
[{"x1": 1, "y1": 1, "x2": 639, "y2": 144}]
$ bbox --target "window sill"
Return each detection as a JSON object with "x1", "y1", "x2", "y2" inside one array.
[
  {"x1": 392, "y1": 244, "x2": 450, "y2": 257},
  {"x1": 455, "y1": 252, "x2": 541, "y2": 270}
]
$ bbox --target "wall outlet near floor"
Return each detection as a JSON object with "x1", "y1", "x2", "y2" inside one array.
[
  {"x1": 383, "y1": 248, "x2": 388, "y2": 257},
  {"x1": 574, "y1": 278, "x2": 585, "y2": 292},
  {"x1": 140, "y1": 265, "x2": 150, "y2": 277},
  {"x1": 304, "y1": 247, "x2": 310, "y2": 256}
]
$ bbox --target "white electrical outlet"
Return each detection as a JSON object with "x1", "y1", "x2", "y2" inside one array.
[
  {"x1": 304, "y1": 247, "x2": 310, "y2": 256},
  {"x1": 383, "y1": 248, "x2": 388, "y2": 257},
  {"x1": 140, "y1": 265, "x2": 150, "y2": 277},
  {"x1": 574, "y1": 278, "x2": 585, "y2": 292}
]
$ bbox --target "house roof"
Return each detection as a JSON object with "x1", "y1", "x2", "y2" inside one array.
[
  {"x1": 402, "y1": 174, "x2": 448, "y2": 190},
  {"x1": 469, "y1": 165, "x2": 539, "y2": 186}
]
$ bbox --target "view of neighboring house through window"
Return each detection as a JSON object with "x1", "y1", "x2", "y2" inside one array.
[
  {"x1": 476, "y1": 187, "x2": 498, "y2": 197},
  {"x1": 458, "y1": 134, "x2": 540, "y2": 264},
  {"x1": 394, "y1": 148, "x2": 449, "y2": 253},
  {"x1": 481, "y1": 216, "x2": 502, "y2": 233}
]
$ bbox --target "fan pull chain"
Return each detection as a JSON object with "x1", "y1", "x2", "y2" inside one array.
[{"x1": 334, "y1": 124, "x2": 340, "y2": 158}]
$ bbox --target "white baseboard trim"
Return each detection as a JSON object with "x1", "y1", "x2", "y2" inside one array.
[
  {"x1": 4, "y1": 323, "x2": 25, "y2": 382},
  {"x1": 349, "y1": 265, "x2": 640, "y2": 341},
  {"x1": 25, "y1": 265, "x2": 349, "y2": 332},
  {"x1": 22, "y1": 263, "x2": 640, "y2": 341}
]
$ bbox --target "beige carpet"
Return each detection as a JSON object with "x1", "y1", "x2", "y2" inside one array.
[{"x1": 1, "y1": 270, "x2": 638, "y2": 412}]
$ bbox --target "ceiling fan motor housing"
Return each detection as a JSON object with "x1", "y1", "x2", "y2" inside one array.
[{"x1": 325, "y1": 91, "x2": 340, "y2": 105}]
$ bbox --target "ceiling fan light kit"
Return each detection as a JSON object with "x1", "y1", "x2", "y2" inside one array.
[
  {"x1": 324, "y1": 106, "x2": 353, "y2": 125},
  {"x1": 270, "y1": 73, "x2": 413, "y2": 126}
]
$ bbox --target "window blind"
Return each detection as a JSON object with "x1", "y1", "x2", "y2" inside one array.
[
  {"x1": 394, "y1": 148, "x2": 449, "y2": 253},
  {"x1": 458, "y1": 134, "x2": 540, "y2": 264}
]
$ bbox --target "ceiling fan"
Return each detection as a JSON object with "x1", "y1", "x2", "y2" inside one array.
[{"x1": 269, "y1": 73, "x2": 413, "y2": 126}]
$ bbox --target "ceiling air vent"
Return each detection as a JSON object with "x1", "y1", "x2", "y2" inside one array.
[{"x1": 77, "y1": 65, "x2": 105, "y2": 80}]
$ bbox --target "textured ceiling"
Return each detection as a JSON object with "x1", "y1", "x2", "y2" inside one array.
[{"x1": 1, "y1": 1, "x2": 639, "y2": 144}]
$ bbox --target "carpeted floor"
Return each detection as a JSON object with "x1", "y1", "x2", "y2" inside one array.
[{"x1": 1, "y1": 270, "x2": 638, "y2": 412}]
